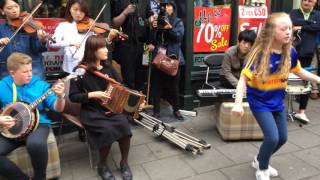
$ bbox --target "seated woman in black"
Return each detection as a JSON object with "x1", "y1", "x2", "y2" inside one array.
[{"x1": 69, "y1": 35, "x2": 133, "y2": 180}]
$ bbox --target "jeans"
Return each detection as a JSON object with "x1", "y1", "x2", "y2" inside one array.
[
  {"x1": 252, "y1": 111, "x2": 288, "y2": 170},
  {"x1": 0, "y1": 125, "x2": 49, "y2": 180}
]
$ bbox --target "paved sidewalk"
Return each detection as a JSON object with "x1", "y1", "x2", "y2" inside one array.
[{"x1": 58, "y1": 99, "x2": 320, "y2": 180}]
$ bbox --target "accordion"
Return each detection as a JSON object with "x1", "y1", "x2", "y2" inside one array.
[{"x1": 102, "y1": 83, "x2": 145, "y2": 117}]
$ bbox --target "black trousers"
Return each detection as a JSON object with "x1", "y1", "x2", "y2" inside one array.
[
  {"x1": 115, "y1": 42, "x2": 145, "y2": 91},
  {"x1": 298, "y1": 56, "x2": 313, "y2": 110},
  {"x1": 151, "y1": 67, "x2": 180, "y2": 114},
  {"x1": 0, "y1": 125, "x2": 49, "y2": 180}
]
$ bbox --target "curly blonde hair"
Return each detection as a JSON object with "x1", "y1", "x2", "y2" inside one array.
[{"x1": 246, "y1": 12, "x2": 292, "y2": 80}]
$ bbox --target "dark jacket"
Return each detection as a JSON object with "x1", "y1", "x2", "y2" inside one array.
[
  {"x1": 150, "y1": 1, "x2": 185, "y2": 65},
  {"x1": 290, "y1": 9, "x2": 320, "y2": 57}
]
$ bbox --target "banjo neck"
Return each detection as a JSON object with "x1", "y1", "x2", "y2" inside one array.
[
  {"x1": 28, "y1": 74, "x2": 77, "y2": 109},
  {"x1": 29, "y1": 89, "x2": 53, "y2": 109}
]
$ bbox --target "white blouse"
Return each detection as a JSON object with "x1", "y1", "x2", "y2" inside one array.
[{"x1": 50, "y1": 21, "x2": 94, "y2": 73}]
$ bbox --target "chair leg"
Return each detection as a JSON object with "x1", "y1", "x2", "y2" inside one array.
[
  {"x1": 57, "y1": 118, "x2": 64, "y2": 145},
  {"x1": 84, "y1": 130, "x2": 95, "y2": 169}
]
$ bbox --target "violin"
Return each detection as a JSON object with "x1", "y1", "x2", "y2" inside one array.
[
  {"x1": 77, "y1": 17, "x2": 128, "y2": 40},
  {"x1": 10, "y1": 11, "x2": 56, "y2": 43}
]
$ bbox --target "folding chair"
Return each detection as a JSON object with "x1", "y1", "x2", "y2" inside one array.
[{"x1": 202, "y1": 53, "x2": 225, "y2": 89}]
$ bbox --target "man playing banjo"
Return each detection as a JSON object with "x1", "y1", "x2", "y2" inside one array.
[{"x1": 0, "y1": 52, "x2": 65, "y2": 180}]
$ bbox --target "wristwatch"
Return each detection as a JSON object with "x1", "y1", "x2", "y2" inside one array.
[{"x1": 57, "y1": 93, "x2": 65, "y2": 99}]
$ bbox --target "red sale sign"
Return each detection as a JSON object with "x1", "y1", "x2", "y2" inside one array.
[
  {"x1": 193, "y1": 6, "x2": 231, "y2": 53},
  {"x1": 238, "y1": 5, "x2": 268, "y2": 34}
]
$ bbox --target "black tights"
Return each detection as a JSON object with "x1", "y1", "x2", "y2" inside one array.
[{"x1": 98, "y1": 136, "x2": 131, "y2": 166}]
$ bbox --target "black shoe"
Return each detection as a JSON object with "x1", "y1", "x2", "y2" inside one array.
[
  {"x1": 78, "y1": 129, "x2": 86, "y2": 142},
  {"x1": 120, "y1": 163, "x2": 133, "y2": 180},
  {"x1": 97, "y1": 165, "x2": 115, "y2": 180},
  {"x1": 173, "y1": 111, "x2": 184, "y2": 120}
]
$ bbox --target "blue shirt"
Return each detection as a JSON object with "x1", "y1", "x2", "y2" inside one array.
[
  {"x1": 242, "y1": 48, "x2": 301, "y2": 112},
  {"x1": 0, "y1": 22, "x2": 47, "y2": 79},
  {"x1": 0, "y1": 75, "x2": 57, "y2": 126}
]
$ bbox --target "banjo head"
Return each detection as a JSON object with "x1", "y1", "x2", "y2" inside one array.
[{"x1": 1, "y1": 102, "x2": 34, "y2": 139}]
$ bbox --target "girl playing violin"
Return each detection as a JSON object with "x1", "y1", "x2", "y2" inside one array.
[
  {"x1": 69, "y1": 35, "x2": 133, "y2": 180},
  {"x1": 0, "y1": 0, "x2": 47, "y2": 80},
  {"x1": 50, "y1": 0, "x2": 118, "y2": 74}
]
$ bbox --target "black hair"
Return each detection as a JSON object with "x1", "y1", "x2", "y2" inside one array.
[
  {"x1": 238, "y1": 29, "x2": 257, "y2": 45},
  {"x1": 80, "y1": 35, "x2": 107, "y2": 71},
  {"x1": 0, "y1": 0, "x2": 19, "y2": 10},
  {"x1": 64, "y1": 0, "x2": 89, "y2": 22}
]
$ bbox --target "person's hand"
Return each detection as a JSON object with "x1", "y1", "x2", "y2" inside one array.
[
  {"x1": 293, "y1": 26, "x2": 302, "y2": 32},
  {"x1": 0, "y1": 116, "x2": 16, "y2": 129},
  {"x1": 37, "y1": 29, "x2": 47, "y2": 43},
  {"x1": 123, "y1": 4, "x2": 136, "y2": 16},
  {"x1": 147, "y1": 44, "x2": 155, "y2": 52},
  {"x1": 0, "y1": 37, "x2": 10, "y2": 46},
  {"x1": 89, "y1": 91, "x2": 111, "y2": 103},
  {"x1": 138, "y1": 100, "x2": 146, "y2": 111},
  {"x1": 231, "y1": 103, "x2": 244, "y2": 117},
  {"x1": 107, "y1": 29, "x2": 119, "y2": 42},
  {"x1": 163, "y1": 21, "x2": 172, "y2": 30},
  {"x1": 70, "y1": 42, "x2": 81, "y2": 49},
  {"x1": 52, "y1": 80, "x2": 65, "y2": 98}
]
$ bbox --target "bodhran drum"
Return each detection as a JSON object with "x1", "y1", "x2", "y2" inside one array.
[
  {"x1": 0, "y1": 102, "x2": 39, "y2": 139},
  {"x1": 286, "y1": 73, "x2": 311, "y2": 95}
]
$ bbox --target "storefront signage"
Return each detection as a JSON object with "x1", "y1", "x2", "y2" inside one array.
[
  {"x1": 238, "y1": 5, "x2": 268, "y2": 34},
  {"x1": 193, "y1": 6, "x2": 231, "y2": 53}
]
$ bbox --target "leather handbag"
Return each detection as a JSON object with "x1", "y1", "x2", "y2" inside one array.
[{"x1": 152, "y1": 52, "x2": 179, "y2": 76}]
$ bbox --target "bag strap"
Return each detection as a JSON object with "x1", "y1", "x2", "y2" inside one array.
[{"x1": 78, "y1": 64, "x2": 121, "y2": 85}]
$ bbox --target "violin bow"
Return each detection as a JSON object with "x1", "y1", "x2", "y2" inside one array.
[
  {"x1": 72, "y1": 1, "x2": 108, "y2": 58},
  {"x1": 0, "y1": 1, "x2": 43, "y2": 53}
]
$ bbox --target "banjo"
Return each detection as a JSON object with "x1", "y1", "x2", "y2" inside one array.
[{"x1": 0, "y1": 74, "x2": 76, "y2": 139}]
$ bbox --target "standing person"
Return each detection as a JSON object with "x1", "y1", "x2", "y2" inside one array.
[
  {"x1": 0, "y1": 0, "x2": 47, "y2": 80},
  {"x1": 50, "y1": 0, "x2": 92, "y2": 74},
  {"x1": 0, "y1": 52, "x2": 65, "y2": 180},
  {"x1": 50, "y1": 0, "x2": 118, "y2": 74},
  {"x1": 149, "y1": 0, "x2": 185, "y2": 120},
  {"x1": 232, "y1": 13, "x2": 320, "y2": 180},
  {"x1": 220, "y1": 29, "x2": 256, "y2": 88},
  {"x1": 111, "y1": 0, "x2": 153, "y2": 91},
  {"x1": 69, "y1": 35, "x2": 134, "y2": 180},
  {"x1": 290, "y1": 0, "x2": 320, "y2": 123}
]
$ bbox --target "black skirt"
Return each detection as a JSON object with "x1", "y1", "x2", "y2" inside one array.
[{"x1": 80, "y1": 111, "x2": 132, "y2": 149}]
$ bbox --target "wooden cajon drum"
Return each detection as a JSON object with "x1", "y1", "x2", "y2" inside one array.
[{"x1": 216, "y1": 102, "x2": 263, "y2": 140}]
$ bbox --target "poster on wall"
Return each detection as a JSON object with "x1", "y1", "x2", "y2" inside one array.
[
  {"x1": 193, "y1": 6, "x2": 231, "y2": 53},
  {"x1": 238, "y1": 5, "x2": 268, "y2": 35}
]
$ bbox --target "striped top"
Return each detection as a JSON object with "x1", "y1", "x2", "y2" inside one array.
[{"x1": 241, "y1": 48, "x2": 301, "y2": 112}]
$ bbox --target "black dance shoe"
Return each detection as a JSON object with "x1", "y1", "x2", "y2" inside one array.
[
  {"x1": 97, "y1": 165, "x2": 115, "y2": 180},
  {"x1": 120, "y1": 163, "x2": 133, "y2": 180},
  {"x1": 173, "y1": 111, "x2": 184, "y2": 120}
]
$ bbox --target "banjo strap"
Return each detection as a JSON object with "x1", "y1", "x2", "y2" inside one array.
[{"x1": 12, "y1": 83, "x2": 17, "y2": 103}]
